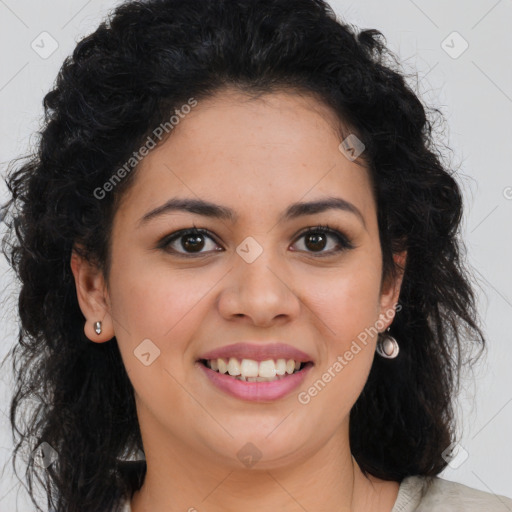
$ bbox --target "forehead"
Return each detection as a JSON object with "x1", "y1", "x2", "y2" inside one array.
[
  {"x1": 115, "y1": 88, "x2": 375, "y2": 225},
  {"x1": 162, "y1": 87, "x2": 350, "y2": 159}
]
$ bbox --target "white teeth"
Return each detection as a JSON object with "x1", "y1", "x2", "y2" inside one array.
[
  {"x1": 259, "y1": 359, "x2": 277, "y2": 378},
  {"x1": 240, "y1": 359, "x2": 259, "y2": 377},
  {"x1": 247, "y1": 376, "x2": 276, "y2": 382},
  {"x1": 227, "y1": 357, "x2": 241, "y2": 376},
  {"x1": 206, "y1": 357, "x2": 305, "y2": 379},
  {"x1": 276, "y1": 359, "x2": 286, "y2": 375},
  {"x1": 217, "y1": 358, "x2": 228, "y2": 374}
]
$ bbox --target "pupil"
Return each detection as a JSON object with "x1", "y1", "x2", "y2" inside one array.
[
  {"x1": 306, "y1": 232, "x2": 326, "y2": 251},
  {"x1": 183, "y1": 234, "x2": 204, "y2": 252}
]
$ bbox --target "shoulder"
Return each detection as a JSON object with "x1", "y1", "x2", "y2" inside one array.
[{"x1": 393, "y1": 475, "x2": 512, "y2": 512}]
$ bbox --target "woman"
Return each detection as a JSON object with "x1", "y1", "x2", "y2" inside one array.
[{"x1": 2, "y1": 0, "x2": 511, "y2": 511}]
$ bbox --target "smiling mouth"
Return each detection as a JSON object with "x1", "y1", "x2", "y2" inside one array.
[{"x1": 198, "y1": 357, "x2": 312, "y2": 382}]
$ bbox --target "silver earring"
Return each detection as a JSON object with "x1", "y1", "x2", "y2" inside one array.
[
  {"x1": 94, "y1": 321, "x2": 102, "y2": 335},
  {"x1": 376, "y1": 331, "x2": 399, "y2": 359}
]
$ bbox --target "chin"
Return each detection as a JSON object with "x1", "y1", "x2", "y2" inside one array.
[{"x1": 198, "y1": 424, "x2": 313, "y2": 471}]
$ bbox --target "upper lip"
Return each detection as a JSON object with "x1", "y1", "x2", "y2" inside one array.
[{"x1": 198, "y1": 343, "x2": 314, "y2": 363}]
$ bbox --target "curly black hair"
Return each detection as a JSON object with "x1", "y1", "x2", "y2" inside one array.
[{"x1": 1, "y1": 0, "x2": 485, "y2": 511}]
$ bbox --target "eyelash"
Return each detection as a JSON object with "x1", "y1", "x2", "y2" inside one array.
[{"x1": 157, "y1": 224, "x2": 355, "y2": 258}]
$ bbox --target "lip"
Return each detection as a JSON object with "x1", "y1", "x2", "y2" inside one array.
[
  {"x1": 197, "y1": 361, "x2": 313, "y2": 402},
  {"x1": 198, "y1": 342, "x2": 314, "y2": 363}
]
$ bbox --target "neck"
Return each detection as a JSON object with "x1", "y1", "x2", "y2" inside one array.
[{"x1": 129, "y1": 421, "x2": 398, "y2": 512}]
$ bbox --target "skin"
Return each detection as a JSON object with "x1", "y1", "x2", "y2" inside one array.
[{"x1": 71, "y1": 87, "x2": 406, "y2": 512}]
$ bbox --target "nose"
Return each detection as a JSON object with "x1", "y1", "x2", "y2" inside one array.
[{"x1": 217, "y1": 247, "x2": 301, "y2": 327}]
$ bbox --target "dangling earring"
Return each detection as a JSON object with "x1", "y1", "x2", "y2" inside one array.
[
  {"x1": 94, "y1": 321, "x2": 102, "y2": 335},
  {"x1": 376, "y1": 329, "x2": 399, "y2": 359}
]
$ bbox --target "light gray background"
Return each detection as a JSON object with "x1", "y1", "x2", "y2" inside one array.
[{"x1": 0, "y1": 1, "x2": 511, "y2": 510}]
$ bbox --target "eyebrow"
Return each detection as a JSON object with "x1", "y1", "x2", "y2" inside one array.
[{"x1": 138, "y1": 196, "x2": 366, "y2": 228}]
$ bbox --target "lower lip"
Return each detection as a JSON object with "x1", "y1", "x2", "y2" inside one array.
[{"x1": 197, "y1": 362, "x2": 313, "y2": 402}]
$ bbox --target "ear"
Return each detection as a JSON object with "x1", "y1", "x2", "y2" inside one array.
[
  {"x1": 377, "y1": 250, "x2": 407, "y2": 330},
  {"x1": 70, "y1": 245, "x2": 115, "y2": 343}
]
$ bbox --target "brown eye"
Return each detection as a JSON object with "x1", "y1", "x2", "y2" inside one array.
[
  {"x1": 303, "y1": 232, "x2": 328, "y2": 252},
  {"x1": 159, "y1": 228, "x2": 223, "y2": 255},
  {"x1": 181, "y1": 233, "x2": 206, "y2": 252},
  {"x1": 291, "y1": 225, "x2": 354, "y2": 255}
]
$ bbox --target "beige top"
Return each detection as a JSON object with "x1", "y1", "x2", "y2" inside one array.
[
  {"x1": 120, "y1": 475, "x2": 512, "y2": 511},
  {"x1": 391, "y1": 475, "x2": 512, "y2": 511}
]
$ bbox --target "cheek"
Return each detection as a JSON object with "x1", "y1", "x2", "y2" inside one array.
[
  {"x1": 109, "y1": 262, "x2": 206, "y2": 424},
  {"x1": 298, "y1": 270, "x2": 380, "y2": 425},
  {"x1": 309, "y1": 262, "x2": 383, "y2": 345},
  {"x1": 299, "y1": 253, "x2": 382, "y2": 405},
  {"x1": 108, "y1": 254, "x2": 216, "y2": 341}
]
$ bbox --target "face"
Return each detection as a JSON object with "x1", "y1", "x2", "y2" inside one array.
[{"x1": 73, "y1": 88, "x2": 404, "y2": 471}]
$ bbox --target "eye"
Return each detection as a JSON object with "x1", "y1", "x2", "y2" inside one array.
[
  {"x1": 158, "y1": 227, "x2": 223, "y2": 255},
  {"x1": 157, "y1": 224, "x2": 354, "y2": 257},
  {"x1": 291, "y1": 224, "x2": 354, "y2": 256}
]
